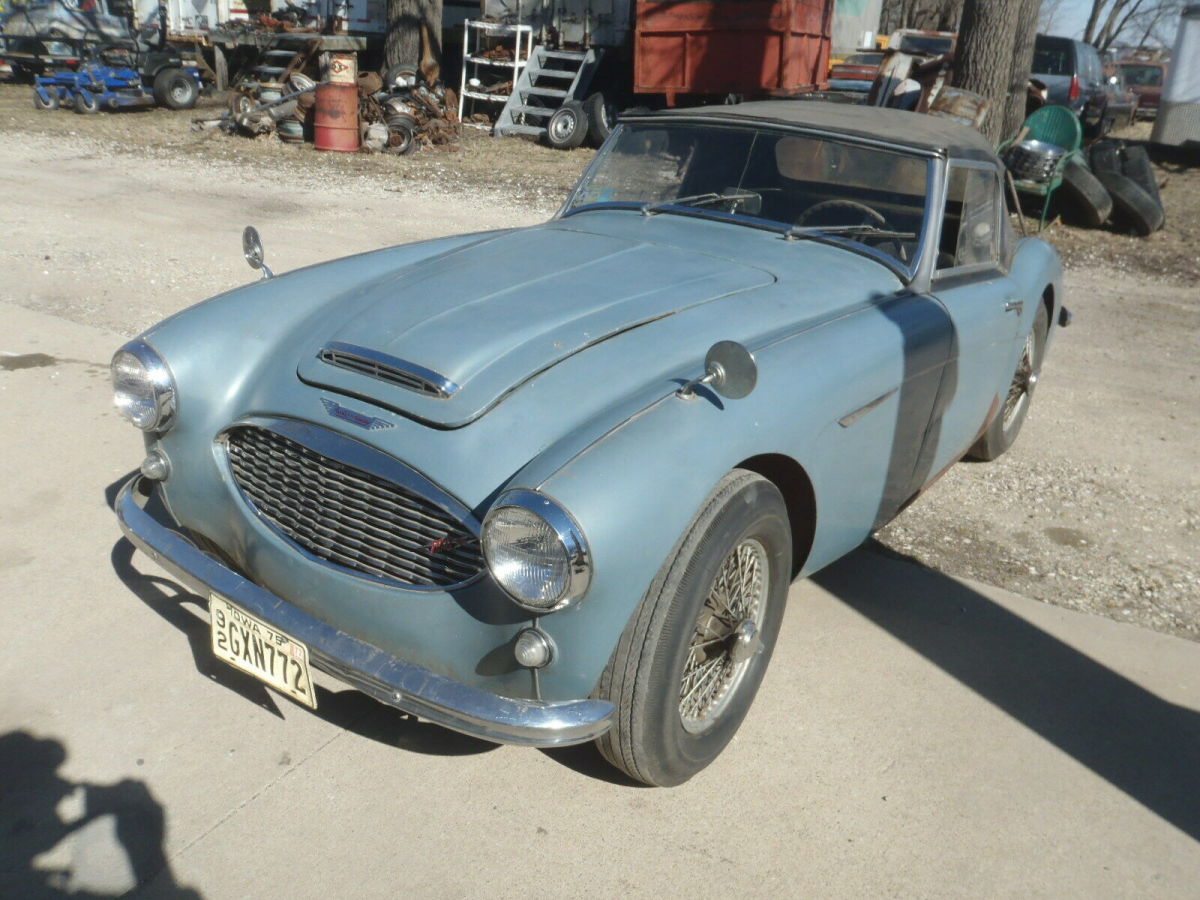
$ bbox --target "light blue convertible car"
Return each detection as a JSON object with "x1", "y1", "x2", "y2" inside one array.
[{"x1": 113, "y1": 102, "x2": 1067, "y2": 786}]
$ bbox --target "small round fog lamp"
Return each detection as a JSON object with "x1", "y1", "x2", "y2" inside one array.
[
  {"x1": 140, "y1": 450, "x2": 170, "y2": 481},
  {"x1": 514, "y1": 629, "x2": 553, "y2": 669}
]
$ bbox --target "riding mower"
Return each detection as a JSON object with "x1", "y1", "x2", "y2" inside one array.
[{"x1": 32, "y1": 38, "x2": 201, "y2": 113}]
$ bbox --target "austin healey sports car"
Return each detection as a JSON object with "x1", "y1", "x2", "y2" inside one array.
[{"x1": 113, "y1": 101, "x2": 1067, "y2": 786}]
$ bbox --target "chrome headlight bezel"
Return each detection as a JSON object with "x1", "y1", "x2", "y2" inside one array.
[
  {"x1": 482, "y1": 489, "x2": 592, "y2": 614},
  {"x1": 111, "y1": 339, "x2": 176, "y2": 433}
]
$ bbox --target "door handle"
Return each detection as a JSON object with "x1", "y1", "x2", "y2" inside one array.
[{"x1": 1004, "y1": 299, "x2": 1024, "y2": 314}]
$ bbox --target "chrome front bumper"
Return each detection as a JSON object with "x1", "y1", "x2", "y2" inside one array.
[{"x1": 115, "y1": 476, "x2": 613, "y2": 748}]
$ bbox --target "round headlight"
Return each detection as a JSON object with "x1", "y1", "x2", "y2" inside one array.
[
  {"x1": 111, "y1": 339, "x2": 176, "y2": 432},
  {"x1": 482, "y1": 490, "x2": 591, "y2": 613}
]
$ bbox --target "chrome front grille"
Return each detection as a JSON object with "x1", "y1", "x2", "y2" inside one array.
[
  {"x1": 225, "y1": 425, "x2": 482, "y2": 588},
  {"x1": 318, "y1": 342, "x2": 459, "y2": 399}
]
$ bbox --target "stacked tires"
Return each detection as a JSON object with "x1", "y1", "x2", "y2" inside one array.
[
  {"x1": 543, "y1": 92, "x2": 618, "y2": 150},
  {"x1": 1056, "y1": 140, "x2": 1165, "y2": 235}
]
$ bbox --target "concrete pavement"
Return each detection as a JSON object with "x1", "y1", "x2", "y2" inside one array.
[{"x1": 2, "y1": 301, "x2": 1198, "y2": 898}]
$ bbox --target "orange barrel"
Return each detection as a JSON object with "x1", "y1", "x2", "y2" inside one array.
[{"x1": 313, "y1": 83, "x2": 360, "y2": 152}]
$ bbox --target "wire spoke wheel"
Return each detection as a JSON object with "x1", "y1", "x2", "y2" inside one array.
[
  {"x1": 679, "y1": 538, "x2": 768, "y2": 733},
  {"x1": 596, "y1": 470, "x2": 790, "y2": 786},
  {"x1": 1003, "y1": 332, "x2": 1036, "y2": 430}
]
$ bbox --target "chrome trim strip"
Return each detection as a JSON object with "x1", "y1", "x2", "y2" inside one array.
[
  {"x1": 319, "y1": 342, "x2": 461, "y2": 399},
  {"x1": 483, "y1": 488, "x2": 593, "y2": 614},
  {"x1": 220, "y1": 417, "x2": 485, "y2": 592},
  {"x1": 115, "y1": 476, "x2": 613, "y2": 747},
  {"x1": 838, "y1": 388, "x2": 898, "y2": 428}
]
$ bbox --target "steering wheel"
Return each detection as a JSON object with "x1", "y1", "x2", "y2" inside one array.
[{"x1": 795, "y1": 199, "x2": 891, "y2": 231}]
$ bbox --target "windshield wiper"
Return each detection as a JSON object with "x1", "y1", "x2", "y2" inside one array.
[
  {"x1": 642, "y1": 192, "x2": 760, "y2": 216},
  {"x1": 784, "y1": 224, "x2": 916, "y2": 241}
]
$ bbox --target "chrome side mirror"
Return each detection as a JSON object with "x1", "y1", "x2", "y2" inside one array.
[
  {"x1": 242, "y1": 226, "x2": 273, "y2": 280},
  {"x1": 677, "y1": 340, "x2": 758, "y2": 400}
]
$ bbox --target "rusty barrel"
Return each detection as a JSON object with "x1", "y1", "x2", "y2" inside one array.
[{"x1": 313, "y1": 83, "x2": 359, "y2": 152}]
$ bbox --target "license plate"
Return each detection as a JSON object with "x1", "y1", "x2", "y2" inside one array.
[{"x1": 210, "y1": 594, "x2": 317, "y2": 709}]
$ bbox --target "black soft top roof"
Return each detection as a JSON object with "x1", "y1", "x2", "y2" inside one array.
[{"x1": 622, "y1": 100, "x2": 1000, "y2": 164}]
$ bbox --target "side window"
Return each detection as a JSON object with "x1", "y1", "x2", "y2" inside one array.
[{"x1": 939, "y1": 166, "x2": 1000, "y2": 270}]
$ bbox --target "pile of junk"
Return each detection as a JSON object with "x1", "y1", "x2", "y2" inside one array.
[{"x1": 197, "y1": 64, "x2": 461, "y2": 155}]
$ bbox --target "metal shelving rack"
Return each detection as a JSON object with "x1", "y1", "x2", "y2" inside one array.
[{"x1": 458, "y1": 20, "x2": 533, "y2": 129}]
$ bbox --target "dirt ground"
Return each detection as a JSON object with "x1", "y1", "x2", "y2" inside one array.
[{"x1": 1, "y1": 83, "x2": 1196, "y2": 641}]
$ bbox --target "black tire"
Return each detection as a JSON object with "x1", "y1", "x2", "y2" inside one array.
[
  {"x1": 152, "y1": 68, "x2": 198, "y2": 110},
  {"x1": 1120, "y1": 144, "x2": 1162, "y2": 210},
  {"x1": 969, "y1": 302, "x2": 1049, "y2": 461},
  {"x1": 1057, "y1": 158, "x2": 1112, "y2": 228},
  {"x1": 544, "y1": 100, "x2": 587, "y2": 150},
  {"x1": 583, "y1": 91, "x2": 616, "y2": 146},
  {"x1": 73, "y1": 90, "x2": 99, "y2": 115},
  {"x1": 1089, "y1": 139, "x2": 1121, "y2": 175},
  {"x1": 1094, "y1": 169, "x2": 1164, "y2": 235},
  {"x1": 382, "y1": 61, "x2": 419, "y2": 91},
  {"x1": 595, "y1": 470, "x2": 792, "y2": 786},
  {"x1": 229, "y1": 90, "x2": 255, "y2": 117},
  {"x1": 384, "y1": 115, "x2": 418, "y2": 155},
  {"x1": 32, "y1": 89, "x2": 58, "y2": 111}
]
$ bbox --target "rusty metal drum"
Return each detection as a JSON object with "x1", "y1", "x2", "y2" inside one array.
[{"x1": 314, "y1": 83, "x2": 360, "y2": 152}]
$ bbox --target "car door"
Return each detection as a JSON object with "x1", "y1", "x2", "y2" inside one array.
[{"x1": 922, "y1": 162, "x2": 1022, "y2": 479}]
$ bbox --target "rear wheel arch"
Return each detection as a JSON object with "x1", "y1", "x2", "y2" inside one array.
[{"x1": 736, "y1": 453, "x2": 816, "y2": 577}]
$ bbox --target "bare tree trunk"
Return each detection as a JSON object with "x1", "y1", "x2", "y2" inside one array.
[
  {"x1": 385, "y1": 0, "x2": 442, "y2": 81},
  {"x1": 1083, "y1": 0, "x2": 1109, "y2": 44},
  {"x1": 1099, "y1": 0, "x2": 1148, "y2": 49},
  {"x1": 952, "y1": 0, "x2": 1022, "y2": 142},
  {"x1": 1007, "y1": 0, "x2": 1041, "y2": 134},
  {"x1": 880, "y1": 0, "x2": 964, "y2": 33}
]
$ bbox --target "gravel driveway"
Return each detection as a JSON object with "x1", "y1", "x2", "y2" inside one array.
[{"x1": 2, "y1": 84, "x2": 1195, "y2": 641}]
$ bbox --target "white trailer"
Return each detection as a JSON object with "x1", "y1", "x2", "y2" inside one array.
[
  {"x1": 133, "y1": 0, "x2": 251, "y2": 41},
  {"x1": 1151, "y1": 4, "x2": 1200, "y2": 148}
]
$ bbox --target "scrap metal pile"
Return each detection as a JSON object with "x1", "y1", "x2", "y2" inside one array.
[
  {"x1": 356, "y1": 69, "x2": 461, "y2": 153},
  {"x1": 213, "y1": 1, "x2": 325, "y2": 35},
  {"x1": 197, "y1": 67, "x2": 461, "y2": 154}
]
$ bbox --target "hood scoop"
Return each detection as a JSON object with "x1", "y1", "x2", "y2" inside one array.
[{"x1": 319, "y1": 342, "x2": 460, "y2": 399}]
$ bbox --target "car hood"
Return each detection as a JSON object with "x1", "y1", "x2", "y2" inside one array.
[{"x1": 295, "y1": 223, "x2": 775, "y2": 427}]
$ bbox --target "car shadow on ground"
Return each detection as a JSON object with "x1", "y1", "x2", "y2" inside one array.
[
  {"x1": 109, "y1": 535, "x2": 497, "y2": 758},
  {"x1": 813, "y1": 541, "x2": 1200, "y2": 842},
  {"x1": 106, "y1": 474, "x2": 495, "y2": 759},
  {"x1": 105, "y1": 479, "x2": 1200, "y2": 802}
]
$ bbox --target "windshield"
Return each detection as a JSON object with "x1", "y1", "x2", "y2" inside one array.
[
  {"x1": 896, "y1": 35, "x2": 953, "y2": 55},
  {"x1": 1033, "y1": 42, "x2": 1072, "y2": 76},
  {"x1": 564, "y1": 122, "x2": 929, "y2": 269},
  {"x1": 1118, "y1": 64, "x2": 1163, "y2": 86}
]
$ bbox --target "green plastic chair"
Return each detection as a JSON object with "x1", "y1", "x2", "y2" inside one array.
[{"x1": 998, "y1": 105, "x2": 1084, "y2": 232}]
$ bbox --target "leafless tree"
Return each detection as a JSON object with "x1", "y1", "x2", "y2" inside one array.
[
  {"x1": 1038, "y1": 0, "x2": 1070, "y2": 34},
  {"x1": 1080, "y1": 0, "x2": 1180, "y2": 50},
  {"x1": 1126, "y1": 0, "x2": 1185, "y2": 49}
]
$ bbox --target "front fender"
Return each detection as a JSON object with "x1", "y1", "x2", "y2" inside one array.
[{"x1": 519, "y1": 296, "x2": 930, "y2": 701}]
